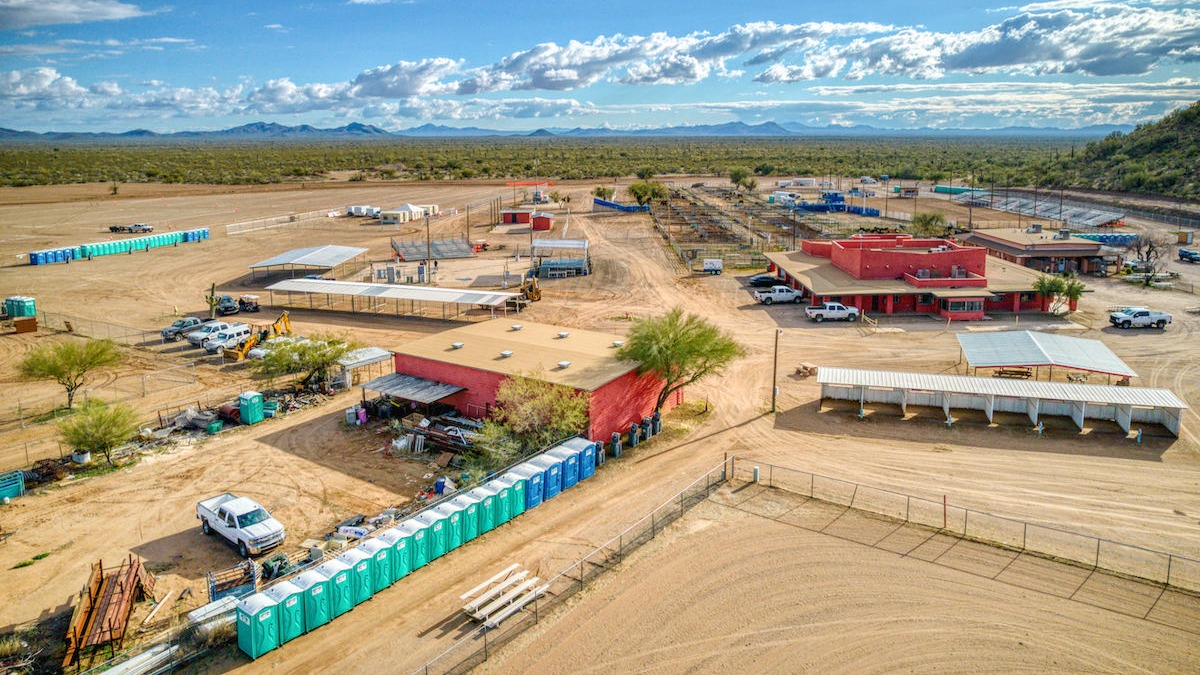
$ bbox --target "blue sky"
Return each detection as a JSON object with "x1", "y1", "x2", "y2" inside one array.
[{"x1": 1, "y1": 0, "x2": 1198, "y2": 133}]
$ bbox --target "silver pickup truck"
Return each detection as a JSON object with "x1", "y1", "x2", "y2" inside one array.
[
  {"x1": 197, "y1": 493, "x2": 286, "y2": 558},
  {"x1": 1109, "y1": 307, "x2": 1172, "y2": 329}
]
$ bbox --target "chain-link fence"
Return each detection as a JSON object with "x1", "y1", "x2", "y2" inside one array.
[
  {"x1": 40, "y1": 311, "x2": 171, "y2": 348},
  {"x1": 413, "y1": 460, "x2": 729, "y2": 675},
  {"x1": 225, "y1": 208, "x2": 332, "y2": 235},
  {"x1": 729, "y1": 457, "x2": 1200, "y2": 593}
]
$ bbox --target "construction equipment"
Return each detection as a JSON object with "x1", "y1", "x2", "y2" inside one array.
[{"x1": 225, "y1": 311, "x2": 291, "y2": 361}]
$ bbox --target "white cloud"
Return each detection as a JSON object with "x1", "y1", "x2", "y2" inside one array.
[
  {"x1": 246, "y1": 78, "x2": 350, "y2": 114},
  {"x1": 350, "y1": 57, "x2": 461, "y2": 97},
  {"x1": 89, "y1": 80, "x2": 121, "y2": 96},
  {"x1": 0, "y1": 0, "x2": 151, "y2": 30},
  {"x1": 0, "y1": 67, "x2": 87, "y2": 100}
]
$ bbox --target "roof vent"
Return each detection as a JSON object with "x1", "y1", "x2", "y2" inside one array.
[
  {"x1": 557, "y1": 361, "x2": 571, "y2": 369},
  {"x1": 451, "y1": 342, "x2": 464, "y2": 349},
  {"x1": 510, "y1": 324, "x2": 523, "y2": 331},
  {"x1": 499, "y1": 350, "x2": 513, "y2": 358},
  {"x1": 612, "y1": 340, "x2": 624, "y2": 347},
  {"x1": 557, "y1": 331, "x2": 570, "y2": 339}
]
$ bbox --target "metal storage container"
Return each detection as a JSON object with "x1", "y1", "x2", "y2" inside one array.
[
  {"x1": 546, "y1": 447, "x2": 580, "y2": 490},
  {"x1": 314, "y1": 558, "x2": 354, "y2": 617},
  {"x1": 336, "y1": 548, "x2": 375, "y2": 605},
  {"x1": 527, "y1": 455, "x2": 564, "y2": 500},
  {"x1": 262, "y1": 580, "x2": 305, "y2": 645},
  {"x1": 467, "y1": 487, "x2": 498, "y2": 534},
  {"x1": 432, "y1": 503, "x2": 464, "y2": 551},
  {"x1": 291, "y1": 569, "x2": 331, "y2": 632},
  {"x1": 450, "y1": 494, "x2": 481, "y2": 543},
  {"x1": 236, "y1": 592, "x2": 279, "y2": 659},
  {"x1": 412, "y1": 512, "x2": 447, "y2": 561},
  {"x1": 375, "y1": 527, "x2": 412, "y2": 581},
  {"x1": 356, "y1": 539, "x2": 393, "y2": 592}
]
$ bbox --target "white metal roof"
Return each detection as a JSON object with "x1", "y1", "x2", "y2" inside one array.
[
  {"x1": 250, "y1": 245, "x2": 368, "y2": 270},
  {"x1": 266, "y1": 279, "x2": 518, "y2": 307},
  {"x1": 338, "y1": 347, "x2": 393, "y2": 370},
  {"x1": 957, "y1": 331, "x2": 1136, "y2": 378},
  {"x1": 817, "y1": 367, "x2": 1186, "y2": 408},
  {"x1": 532, "y1": 238, "x2": 589, "y2": 252}
]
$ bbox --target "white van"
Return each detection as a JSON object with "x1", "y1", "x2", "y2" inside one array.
[
  {"x1": 204, "y1": 323, "x2": 252, "y2": 353},
  {"x1": 187, "y1": 321, "x2": 231, "y2": 347}
]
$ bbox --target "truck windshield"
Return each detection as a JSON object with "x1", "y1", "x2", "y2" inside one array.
[
  {"x1": 237, "y1": 509, "x2": 270, "y2": 528},
  {"x1": 171, "y1": 319, "x2": 187, "y2": 327}
]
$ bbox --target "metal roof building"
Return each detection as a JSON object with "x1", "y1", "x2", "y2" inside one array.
[
  {"x1": 265, "y1": 279, "x2": 520, "y2": 321},
  {"x1": 956, "y1": 331, "x2": 1136, "y2": 379},
  {"x1": 249, "y1": 245, "x2": 369, "y2": 280},
  {"x1": 818, "y1": 366, "x2": 1185, "y2": 436}
]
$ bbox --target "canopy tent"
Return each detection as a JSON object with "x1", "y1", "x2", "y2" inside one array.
[
  {"x1": 250, "y1": 245, "x2": 368, "y2": 280},
  {"x1": 957, "y1": 331, "x2": 1136, "y2": 379}
]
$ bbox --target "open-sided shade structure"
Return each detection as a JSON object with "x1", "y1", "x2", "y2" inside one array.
[
  {"x1": 361, "y1": 372, "x2": 464, "y2": 404},
  {"x1": 265, "y1": 279, "x2": 520, "y2": 321},
  {"x1": 957, "y1": 331, "x2": 1136, "y2": 379},
  {"x1": 250, "y1": 245, "x2": 368, "y2": 279}
]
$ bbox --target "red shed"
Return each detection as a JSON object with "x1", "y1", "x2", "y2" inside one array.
[
  {"x1": 501, "y1": 209, "x2": 533, "y2": 224},
  {"x1": 531, "y1": 212, "x2": 554, "y2": 231},
  {"x1": 389, "y1": 320, "x2": 680, "y2": 441}
]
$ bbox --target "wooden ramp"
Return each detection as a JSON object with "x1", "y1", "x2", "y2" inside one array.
[
  {"x1": 460, "y1": 564, "x2": 547, "y2": 628},
  {"x1": 63, "y1": 555, "x2": 155, "y2": 671}
]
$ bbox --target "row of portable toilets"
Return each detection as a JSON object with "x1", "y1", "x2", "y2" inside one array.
[
  {"x1": 27, "y1": 228, "x2": 210, "y2": 265},
  {"x1": 236, "y1": 436, "x2": 601, "y2": 659},
  {"x1": 1073, "y1": 232, "x2": 1140, "y2": 247}
]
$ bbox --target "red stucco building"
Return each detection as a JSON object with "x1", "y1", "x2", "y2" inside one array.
[
  {"x1": 765, "y1": 234, "x2": 1046, "y2": 321},
  {"x1": 390, "y1": 320, "x2": 680, "y2": 441},
  {"x1": 500, "y1": 209, "x2": 533, "y2": 224}
]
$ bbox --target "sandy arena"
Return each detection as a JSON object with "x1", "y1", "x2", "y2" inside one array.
[{"x1": 0, "y1": 178, "x2": 1198, "y2": 672}]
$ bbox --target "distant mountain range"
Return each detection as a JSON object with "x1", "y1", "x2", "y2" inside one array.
[{"x1": 0, "y1": 120, "x2": 1133, "y2": 142}]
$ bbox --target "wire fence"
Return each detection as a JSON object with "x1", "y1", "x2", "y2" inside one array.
[
  {"x1": 412, "y1": 460, "x2": 729, "y2": 675},
  {"x1": 728, "y1": 457, "x2": 1200, "y2": 593},
  {"x1": 40, "y1": 311, "x2": 174, "y2": 348},
  {"x1": 224, "y1": 208, "x2": 333, "y2": 236}
]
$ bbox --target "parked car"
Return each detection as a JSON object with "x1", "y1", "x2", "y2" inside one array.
[
  {"x1": 108, "y1": 223, "x2": 154, "y2": 233},
  {"x1": 197, "y1": 493, "x2": 286, "y2": 558},
  {"x1": 216, "y1": 295, "x2": 239, "y2": 316},
  {"x1": 1179, "y1": 248, "x2": 1200, "y2": 263},
  {"x1": 747, "y1": 274, "x2": 781, "y2": 288},
  {"x1": 805, "y1": 302, "x2": 861, "y2": 322},
  {"x1": 204, "y1": 323, "x2": 252, "y2": 353},
  {"x1": 753, "y1": 285, "x2": 804, "y2": 305},
  {"x1": 1109, "y1": 307, "x2": 1172, "y2": 329},
  {"x1": 186, "y1": 321, "x2": 232, "y2": 346},
  {"x1": 160, "y1": 316, "x2": 215, "y2": 341}
]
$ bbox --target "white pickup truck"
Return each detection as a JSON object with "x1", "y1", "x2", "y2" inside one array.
[
  {"x1": 197, "y1": 493, "x2": 286, "y2": 558},
  {"x1": 753, "y1": 285, "x2": 804, "y2": 305},
  {"x1": 1109, "y1": 307, "x2": 1172, "y2": 329},
  {"x1": 805, "y1": 302, "x2": 860, "y2": 322}
]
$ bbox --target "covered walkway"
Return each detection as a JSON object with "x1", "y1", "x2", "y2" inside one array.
[{"x1": 818, "y1": 367, "x2": 1186, "y2": 436}]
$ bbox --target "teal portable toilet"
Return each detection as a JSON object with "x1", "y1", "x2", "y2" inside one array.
[
  {"x1": 291, "y1": 569, "x2": 331, "y2": 632},
  {"x1": 356, "y1": 538, "x2": 393, "y2": 591},
  {"x1": 450, "y1": 494, "x2": 481, "y2": 543},
  {"x1": 263, "y1": 581, "x2": 304, "y2": 645},
  {"x1": 400, "y1": 520, "x2": 430, "y2": 570},
  {"x1": 315, "y1": 558, "x2": 353, "y2": 617},
  {"x1": 432, "y1": 503, "x2": 464, "y2": 551},
  {"x1": 413, "y1": 512, "x2": 447, "y2": 560},
  {"x1": 375, "y1": 527, "x2": 412, "y2": 581},
  {"x1": 487, "y1": 480, "x2": 514, "y2": 526},
  {"x1": 239, "y1": 391, "x2": 264, "y2": 425},
  {"x1": 336, "y1": 548, "x2": 374, "y2": 605},
  {"x1": 236, "y1": 592, "x2": 279, "y2": 659},
  {"x1": 468, "y1": 487, "x2": 497, "y2": 534},
  {"x1": 495, "y1": 474, "x2": 527, "y2": 517}
]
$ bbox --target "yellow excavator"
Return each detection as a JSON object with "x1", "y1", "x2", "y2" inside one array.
[{"x1": 224, "y1": 311, "x2": 292, "y2": 361}]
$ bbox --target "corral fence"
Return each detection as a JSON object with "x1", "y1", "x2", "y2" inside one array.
[
  {"x1": 727, "y1": 457, "x2": 1200, "y2": 593},
  {"x1": 40, "y1": 311, "x2": 173, "y2": 348},
  {"x1": 0, "y1": 435, "x2": 65, "y2": 470},
  {"x1": 0, "y1": 364, "x2": 196, "y2": 431},
  {"x1": 225, "y1": 208, "x2": 332, "y2": 236},
  {"x1": 413, "y1": 460, "x2": 729, "y2": 675}
]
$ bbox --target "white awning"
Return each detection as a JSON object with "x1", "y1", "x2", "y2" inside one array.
[
  {"x1": 338, "y1": 347, "x2": 393, "y2": 370},
  {"x1": 250, "y1": 245, "x2": 368, "y2": 270}
]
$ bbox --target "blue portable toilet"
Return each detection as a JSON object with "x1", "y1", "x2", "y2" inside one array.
[
  {"x1": 356, "y1": 538, "x2": 393, "y2": 592},
  {"x1": 509, "y1": 464, "x2": 543, "y2": 510},
  {"x1": 291, "y1": 569, "x2": 331, "y2": 632},
  {"x1": 432, "y1": 503, "x2": 464, "y2": 551},
  {"x1": 400, "y1": 520, "x2": 430, "y2": 569},
  {"x1": 450, "y1": 494, "x2": 481, "y2": 543},
  {"x1": 494, "y1": 474, "x2": 527, "y2": 517},
  {"x1": 528, "y1": 455, "x2": 563, "y2": 500},
  {"x1": 336, "y1": 548, "x2": 374, "y2": 605},
  {"x1": 412, "y1": 511, "x2": 447, "y2": 561},
  {"x1": 262, "y1": 580, "x2": 305, "y2": 645},
  {"x1": 468, "y1": 487, "x2": 498, "y2": 534},
  {"x1": 236, "y1": 592, "x2": 279, "y2": 659},
  {"x1": 53, "y1": 249, "x2": 64, "y2": 263},
  {"x1": 560, "y1": 438, "x2": 597, "y2": 480},
  {"x1": 375, "y1": 527, "x2": 412, "y2": 581},
  {"x1": 315, "y1": 558, "x2": 353, "y2": 618},
  {"x1": 545, "y1": 447, "x2": 580, "y2": 490}
]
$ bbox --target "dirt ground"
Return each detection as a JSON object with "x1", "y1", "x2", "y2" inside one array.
[{"x1": 0, "y1": 178, "x2": 1198, "y2": 672}]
